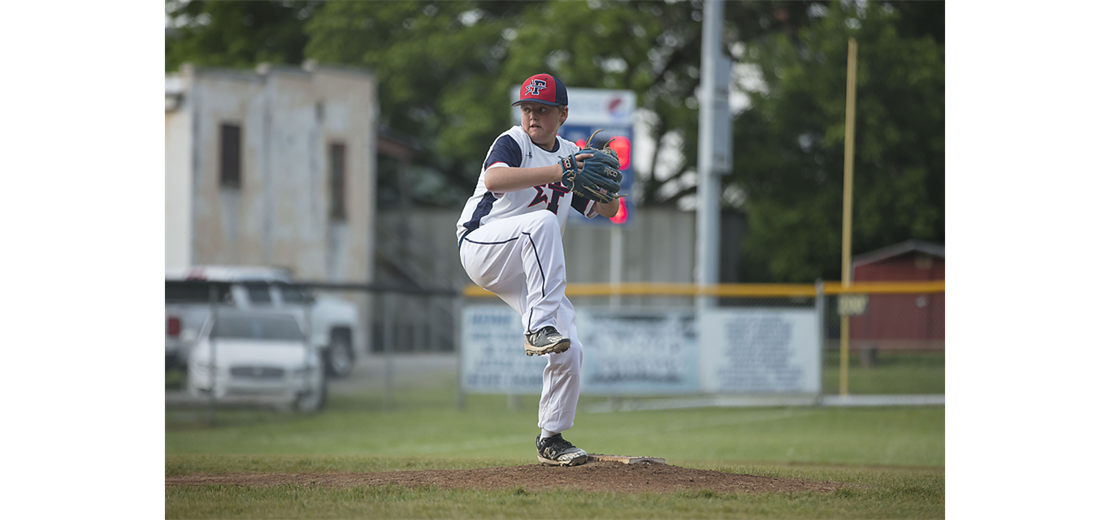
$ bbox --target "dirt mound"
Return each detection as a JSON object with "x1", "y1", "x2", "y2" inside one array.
[{"x1": 165, "y1": 461, "x2": 844, "y2": 495}]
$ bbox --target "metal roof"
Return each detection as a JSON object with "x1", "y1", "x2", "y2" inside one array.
[{"x1": 851, "y1": 239, "x2": 944, "y2": 268}]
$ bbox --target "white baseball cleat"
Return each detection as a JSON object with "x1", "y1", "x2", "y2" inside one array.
[
  {"x1": 524, "y1": 326, "x2": 570, "y2": 356},
  {"x1": 536, "y1": 434, "x2": 588, "y2": 466}
]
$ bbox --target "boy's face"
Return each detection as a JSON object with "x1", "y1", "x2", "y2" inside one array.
[{"x1": 519, "y1": 101, "x2": 568, "y2": 146}]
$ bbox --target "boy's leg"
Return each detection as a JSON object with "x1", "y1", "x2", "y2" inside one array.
[
  {"x1": 459, "y1": 211, "x2": 569, "y2": 353},
  {"x1": 458, "y1": 212, "x2": 584, "y2": 465},
  {"x1": 535, "y1": 295, "x2": 587, "y2": 466},
  {"x1": 537, "y1": 295, "x2": 582, "y2": 434}
]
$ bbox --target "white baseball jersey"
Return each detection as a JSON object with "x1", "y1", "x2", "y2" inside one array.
[
  {"x1": 456, "y1": 125, "x2": 594, "y2": 436},
  {"x1": 456, "y1": 126, "x2": 598, "y2": 246}
]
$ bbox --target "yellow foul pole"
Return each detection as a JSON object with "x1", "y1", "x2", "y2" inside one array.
[{"x1": 839, "y1": 38, "x2": 858, "y2": 397}]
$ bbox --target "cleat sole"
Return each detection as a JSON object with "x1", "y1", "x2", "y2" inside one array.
[
  {"x1": 524, "y1": 339, "x2": 571, "y2": 357},
  {"x1": 537, "y1": 454, "x2": 587, "y2": 467}
]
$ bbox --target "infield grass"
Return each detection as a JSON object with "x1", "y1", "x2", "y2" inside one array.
[{"x1": 166, "y1": 354, "x2": 944, "y2": 519}]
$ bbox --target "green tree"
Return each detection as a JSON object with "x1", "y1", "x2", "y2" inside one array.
[
  {"x1": 729, "y1": 2, "x2": 944, "y2": 282},
  {"x1": 165, "y1": 0, "x2": 322, "y2": 72}
]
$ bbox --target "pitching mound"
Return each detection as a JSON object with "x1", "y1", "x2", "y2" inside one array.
[{"x1": 165, "y1": 461, "x2": 844, "y2": 495}]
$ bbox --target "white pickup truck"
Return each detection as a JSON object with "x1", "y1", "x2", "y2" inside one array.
[{"x1": 166, "y1": 266, "x2": 362, "y2": 378}]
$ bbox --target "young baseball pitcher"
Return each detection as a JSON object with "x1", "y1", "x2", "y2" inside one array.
[{"x1": 455, "y1": 73, "x2": 623, "y2": 466}]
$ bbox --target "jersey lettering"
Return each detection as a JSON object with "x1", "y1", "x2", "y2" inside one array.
[
  {"x1": 527, "y1": 183, "x2": 571, "y2": 213},
  {"x1": 528, "y1": 186, "x2": 548, "y2": 208},
  {"x1": 546, "y1": 183, "x2": 569, "y2": 213}
]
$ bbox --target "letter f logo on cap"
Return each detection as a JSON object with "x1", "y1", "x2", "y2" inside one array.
[{"x1": 525, "y1": 79, "x2": 547, "y2": 95}]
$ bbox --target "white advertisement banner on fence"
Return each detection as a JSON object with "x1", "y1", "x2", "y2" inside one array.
[
  {"x1": 577, "y1": 310, "x2": 699, "y2": 395},
  {"x1": 459, "y1": 306, "x2": 545, "y2": 394},
  {"x1": 698, "y1": 309, "x2": 821, "y2": 394},
  {"x1": 460, "y1": 306, "x2": 819, "y2": 395}
]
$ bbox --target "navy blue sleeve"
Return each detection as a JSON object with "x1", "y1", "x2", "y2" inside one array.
[
  {"x1": 571, "y1": 193, "x2": 592, "y2": 216},
  {"x1": 483, "y1": 135, "x2": 523, "y2": 169}
]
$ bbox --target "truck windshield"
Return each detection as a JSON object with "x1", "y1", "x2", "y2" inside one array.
[
  {"x1": 244, "y1": 282, "x2": 273, "y2": 304},
  {"x1": 166, "y1": 281, "x2": 232, "y2": 303},
  {"x1": 275, "y1": 282, "x2": 309, "y2": 303}
]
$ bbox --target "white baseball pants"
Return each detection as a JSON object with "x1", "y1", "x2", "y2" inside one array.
[{"x1": 459, "y1": 210, "x2": 582, "y2": 434}]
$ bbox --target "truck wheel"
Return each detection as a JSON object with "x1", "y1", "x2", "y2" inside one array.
[{"x1": 325, "y1": 332, "x2": 354, "y2": 379}]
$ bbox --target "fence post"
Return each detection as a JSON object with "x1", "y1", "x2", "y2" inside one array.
[
  {"x1": 422, "y1": 295, "x2": 431, "y2": 351},
  {"x1": 383, "y1": 292, "x2": 395, "y2": 410},
  {"x1": 839, "y1": 311, "x2": 851, "y2": 397},
  {"x1": 304, "y1": 297, "x2": 313, "y2": 410},
  {"x1": 370, "y1": 291, "x2": 379, "y2": 364},
  {"x1": 207, "y1": 284, "x2": 218, "y2": 425},
  {"x1": 815, "y1": 279, "x2": 825, "y2": 398},
  {"x1": 455, "y1": 290, "x2": 466, "y2": 410}
]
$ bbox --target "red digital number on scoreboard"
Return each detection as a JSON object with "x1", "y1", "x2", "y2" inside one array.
[{"x1": 576, "y1": 135, "x2": 631, "y2": 170}]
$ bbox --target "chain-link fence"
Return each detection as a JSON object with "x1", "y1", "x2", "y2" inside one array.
[
  {"x1": 466, "y1": 281, "x2": 944, "y2": 398},
  {"x1": 820, "y1": 282, "x2": 945, "y2": 396}
]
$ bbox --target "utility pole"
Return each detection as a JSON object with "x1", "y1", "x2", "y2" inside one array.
[{"x1": 696, "y1": 0, "x2": 731, "y2": 309}]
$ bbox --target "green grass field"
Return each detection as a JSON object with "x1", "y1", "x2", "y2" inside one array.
[{"x1": 166, "y1": 354, "x2": 944, "y2": 519}]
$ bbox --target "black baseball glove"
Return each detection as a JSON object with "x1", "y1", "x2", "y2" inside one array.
[{"x1": 560, "y1": 130, "x2": 623, "y2": 204}]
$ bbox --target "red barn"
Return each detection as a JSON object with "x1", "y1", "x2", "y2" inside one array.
[{"x1": 849, "y1": 240, "x2": 944, "y2": 351}]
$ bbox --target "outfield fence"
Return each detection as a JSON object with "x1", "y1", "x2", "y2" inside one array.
[
  {"x1": 463, "y1": 281, "x2": 945, "y2": 355},
  {"x1": 460, "y1": 281, "x2": 944, "y2": 403},
  {"x1": 303, "y1": 280, "x2": 944, "y2": 402},
  {"x1": 300, "y1": 280, "x2": 943, "y2": 358}
]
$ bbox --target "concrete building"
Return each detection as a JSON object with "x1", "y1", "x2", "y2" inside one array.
[{"x1": 165, "y1": 61, "x2": 377, "y2": 283}]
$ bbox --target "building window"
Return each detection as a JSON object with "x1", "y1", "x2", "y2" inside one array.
[
  {"x1": 329, "y1": 142, "x2": 346, "y2": 220},
  {"x1": 219, "y1": 123, "x2": 242, "y2": 188}
]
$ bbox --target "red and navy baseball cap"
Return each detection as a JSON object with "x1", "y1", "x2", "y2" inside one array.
[{"x1": 511, "y1": 73, "x2": 569, "y2": 107}]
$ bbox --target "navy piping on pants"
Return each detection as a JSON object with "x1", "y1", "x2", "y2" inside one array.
[
  {"x1": 460, "y1": 231, "x2": 547, "y2": 333},
  {"x1": 522, "y1": 231, "x2": 546, "y2": 333}
]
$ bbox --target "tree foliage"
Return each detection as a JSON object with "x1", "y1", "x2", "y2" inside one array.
[
  {"x1": 731, "y1": 2, "x2": 944, "y2": 281},
  {"x1": 165, "y1": 0, "x2": 321, "y2": 71}
]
